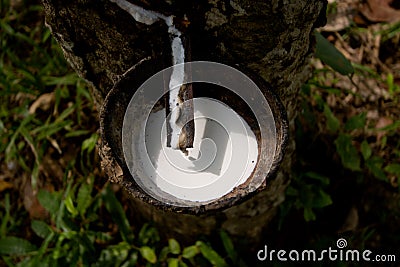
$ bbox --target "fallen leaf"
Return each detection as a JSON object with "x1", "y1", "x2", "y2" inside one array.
[
  {"x1": 360, "y1": 0, "x2": 400, "y2": 23},
  {"x1": 29, "y1": 92, "x2": 55, "y2": 114},
  {"x1": 376, "y1": 116, "x2": 393, "y2": 142},
  {"x1": 353, "y1": 14, "x2": 369, "y2": 26},
  {"x1": 0, "y1": 180, "x2": 13, "y2": 192},
  {"x1": 338, "y1": 206, "x2": 359, "y2": 233},
  {"x1": 322, "y1": 0, "x2": 356, "y2": 32},
  {"x1": 47, "y1": 137, "x2": 62, "y2": 154},
  {"x1": 23, "y1": 180, "x2": 49, "y2": 220}
]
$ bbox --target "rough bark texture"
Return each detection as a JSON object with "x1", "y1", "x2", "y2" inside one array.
[{"x1": 42, "y1": 0, "x2": 327, "y2": 247}]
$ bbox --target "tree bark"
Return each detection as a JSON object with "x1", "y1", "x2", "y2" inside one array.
[{"x1": 42, "y1": 0, "x2": 327, "y2": 247}]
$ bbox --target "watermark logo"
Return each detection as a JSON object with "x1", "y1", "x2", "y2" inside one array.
[
  {"x1": 336, "y1": 238, "x2": 347, "y2": 249},
  {"x1": 257, "y1": 238, "x2": 396, "y2": 263}
]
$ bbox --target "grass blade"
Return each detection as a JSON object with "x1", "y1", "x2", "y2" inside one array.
[
  {"x1": 0, "y1": 237, "x2": 37, "y2": 255},
  {"x1": 314, "y1": 31, "x2": 354, "y2": 76},
  {"x1": 102, "y1": 185, "x2": 133, "y2": 242}
]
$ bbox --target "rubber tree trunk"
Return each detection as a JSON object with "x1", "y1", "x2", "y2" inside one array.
[{"x1": 42, "y1": 0, "x2": 327, "y2": 247}]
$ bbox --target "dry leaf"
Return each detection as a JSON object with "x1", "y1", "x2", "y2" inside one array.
[
  {"x1": 29, "y1": 92, "x2": 55, "y2": 114},
  {"x1": 360, "y1": 0, "x2": 400, "y2": 23},
  {"x1": 338, "y1": 206, "x2": 359, "y2": 233},
  {"x1": 376, "y1": 116, "x2": 393, "y2": 142},
  {"x1": 23, "y1": 180, "x2": 49, "y2": 220},
  {"x1": 0, "y1": 180, "x2": 13, "y2": 192},
  {"x1": 322, "y1": 0, "x2": 356, "y2": 32},
  {"x1": 47, "y1": 137, "x2": 62, "y2": 154}
]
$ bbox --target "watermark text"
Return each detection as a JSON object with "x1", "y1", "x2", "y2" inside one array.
[{"x1": 257, "y1": 238, "x2": 396, "y2": 263}]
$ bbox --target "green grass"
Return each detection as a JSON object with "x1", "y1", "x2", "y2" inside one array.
[{"x1": 0, "y1": 0, "x2": 95, "y2": 189}]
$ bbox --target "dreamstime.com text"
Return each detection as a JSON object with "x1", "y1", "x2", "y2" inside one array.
[{"x1": 257, "y1": 238, "x2": 396, "y2": 263}]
